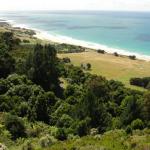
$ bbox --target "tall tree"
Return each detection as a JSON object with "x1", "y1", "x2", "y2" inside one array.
[
  {"x1": 1, "y1": 32, "x2": 20, "y2": 51},
  {"x1": 25, "y1": 44, "x2": 61, "y2": 95},
  {"x1": 120, "y1": 95, "x2": 142, "y2": 125},
  {"x1": 0, "y1": 52, "x2": 15, "y2": 78}
]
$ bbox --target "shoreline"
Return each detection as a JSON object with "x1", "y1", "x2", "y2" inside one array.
[
  {"x1": 35, "y1": 31, "x2": 150, "y2": 61},
  {"x1": 1, "y1": 18, "x2": 150, "y2": 61}
]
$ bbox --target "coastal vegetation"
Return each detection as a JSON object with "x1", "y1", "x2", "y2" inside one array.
[
  {"x1": 130, "y1": 77, "x2": 150, "y2": 89},
  {"x1": 0, "y1": 25, "x2": 150, "y2": 150}
]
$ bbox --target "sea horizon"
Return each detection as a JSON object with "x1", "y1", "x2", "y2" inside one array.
[{"x1": 1, "y1": 10, "x2": 150, "y2": 60}]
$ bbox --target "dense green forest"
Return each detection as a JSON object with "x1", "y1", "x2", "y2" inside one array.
[{"x1": 0, "y1": 32, "x2": 150, "y2": 150}]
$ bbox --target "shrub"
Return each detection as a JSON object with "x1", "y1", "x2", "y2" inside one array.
[
  {"x1": 55, "y1": 128, "x2": 67, "y2": 141},
  {"x1": 39, "y1": 135, "x2": 56, "y2": 148},
  {"x1": 97, "y1": 49, "x2": 105, "y2": 54},
  {"x1": 81, "y1": 63, "x2": 91, "y2": 70},
  {"x1": 22, "y1": 140, "x2": 34, "y2": 150},
  {"x1": 56, "y1": 114, "x2": 73, "y2": 128},
  {"x1": 130, "y1": 77, "x2": 150, "y2": 88},
  {"x1": 125, "y1": 125, "x2": 132, "y2": 134},
  {"x1": 62, "y1": 57, "x2": 71, "y2": 63},
  {"x1": 129, "y1": 55, "x2": 136, "y2": 60},
  {"x1": 76, "y1": 118, "x2": 90, "y2": 136},
  {"x1": 114, "y1": 52, "x2": 119, "y2": 57},
  {"x1": 87, "y1": 63, "x2": 91, "y2": 70},
  {"x1": 23, "y1": 39, "x2": 30, "y2": 43},
  {"x1": 49, "y1": 126, "x2": 59, "y2": 137},
  {"x1": 18, "y1": 102, "x2": 29, "y2": 117},
  {"x1": 67, "y1": 134, "x2": 79, "y2": 140},
  {"x1": 66, "y1": 96, "x2": 77, "y2": 105},
  {"x1": 111, "y1": 117, "x2": 122, "y2": 129},
  {"x1": 131, "y1": 119, "x2": 144, "y2": 130},
  {"x1": 4, "y1": 114, "x2": 26, "y2": 140}
]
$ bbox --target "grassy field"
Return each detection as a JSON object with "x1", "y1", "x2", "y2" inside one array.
[{"x1": 58, "y1": 50, "x2": 150, "y2": 90}]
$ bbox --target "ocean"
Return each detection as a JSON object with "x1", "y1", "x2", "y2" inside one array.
[{"x1": 0, "y1": 11, "x2": 150, "y2": 59}]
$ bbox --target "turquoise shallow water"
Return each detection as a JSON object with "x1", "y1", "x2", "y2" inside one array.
[{"x1": 1, "y1": 11, "x2": 150, "y2": 56}]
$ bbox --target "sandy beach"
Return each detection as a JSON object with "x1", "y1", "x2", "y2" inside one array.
[
  {"x1": 34, "y1": 30, "x2": 150, "y2": 61},
  {"x1": 1, "y1": 18, "x2": 150, "y2": 61}
]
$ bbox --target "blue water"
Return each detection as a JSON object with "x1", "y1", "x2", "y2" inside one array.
[{"x1": 0, "y1": 11, "x2": 150, "y2": 56}]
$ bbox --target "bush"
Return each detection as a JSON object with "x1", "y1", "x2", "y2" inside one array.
[
  {"x1": 111, "y1": 117, "x2": 122, "y2": 129},
  {"x1": 56, "y1": 114, "x2": 73, "y2": 128},
  {"x1": 97, "y1": 49, "x2": 105, "y2": 54},
  {"x1": 39, "y1": 135, "x2": 56, "y2": 148},
  {"x1": 67, "y1": 134, "x2": 79, "y2": 140},
  {"x1": 62, "y1": 57, "x2": 71, "y2": 63},
  {"x1": 130, "y1": 77, "x2": 150, "y2": 88},
  {"x1": 23, "y1": 39, "x2": 30, "y2": 43},
  {"x1": 76, "y1": 118, "x2": 90, "y2": 136},
  {"x1": 131, "y1": 119, "x2": 144, "y2": 130},
  {"x1": 114, "y1": 52, "x2": 119, "y2": 57},
  {"x1": 125, "y1": 125, "x2": 132, "y2": 134},
  {"x1": 22, "y1": 140, "x2": 34, "y2": 150},
  {"x1": 81, "y1": 63, "x2": 91, "y2": 70},
  {"x1": 55, "y1": 128, "x2": 67, "y2": 141},
  {"x1": 129, "y1": 55, "x2": 136, "y2": 60},
  {"x1": 4, "y1": 114, "x2": 26, "y2": 140}
]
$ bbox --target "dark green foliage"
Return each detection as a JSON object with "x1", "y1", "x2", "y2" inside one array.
[
  {"x1": 55, "y1": 128, "x2": 67, "y2": 141},
  {"x1": 62, "y1": 57, "x2": 71, "y2": 63},
  {"x1": 120, "y1": 95, "x2": 142, "y2": 125},
  {"x1": 125, "y1": 125, "x2": 132, "y2": 134},
  {"x1": 0, "y1": 52, "x2": 15, "y2": 78},
  {"x1": 56, "y1": 43, "x2": 85, "y2": 53},
  {"x1": 0, "y1": 79, "x2": 8, "y2": 94},
  {"x1": 114, "y1": 52, "x2": 119, "y2": 57},
  {"x1": 130, "y1": 77, "x2": 150, "y2": 89},
  {"x1": 81, "y1": 63, "x2": 91, "y2": 70},
  {"x1": 0, "y1": 95, "x2": 13, "y2": 112},
  {"x1": 97, "y1": 49, "x2": 105, "y2": 54},
  {"x1": 0, "y1": 32, "x2": 21, "y2": 78},
  {"x1": 76, "y1": 118, "x2": 90, "y2": 136},
  {"x1": 131, "y1": 119, "x2": 144, "y2": 130},
  {"x1": 0, "y1": 32, "x2": 20, "y2": 51},
  {"x1": 25, "y1": 44, "x2": 61, "y2": 96},
  {"x1": 0, "y1": 74, "x2": 57, "y2": 123},
  {"x1": 4, "y1": 114, "x2": 26, "y2": 140},
  {"x1": 28, "y1": 93, "x2": 50, "y2": 123},
  {"x1": 56, "y1": 114, "x2": 73, "y2": 128},
  {"x1": 80, "y1": 91, "x2": 111, "y2": 132},
  {"x1": 85, "y1": 75, "x2": 109, "y2": 101},
  {"x1": 18, "y1": 102, "x2": 29, "y2": 117},
  {"x1": 143, "y1": 92, "x2": 150, "y2": 121},
  {"x1": 87, "y1": 63, "x2": 91, "y2": 70},
  {"x1": 15, "y1": 58, "x2": 26, "y2": 75},
  {"x1": 129, "y1": 55, "x2": 136, "y2": 60},
  {"x1": 23, "y1": 39, "x2": 30, "y2": 43},
  {"x1": 0, "y1": 34, "x2": 149, "y2": 147},
  {"x1": 66, "y1": 66, "x2": 86, "y2": 84}
]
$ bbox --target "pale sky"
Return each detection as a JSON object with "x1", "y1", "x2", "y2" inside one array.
[{"x1": 0, "y1": 0, "x2": 150, "y2": 11}]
